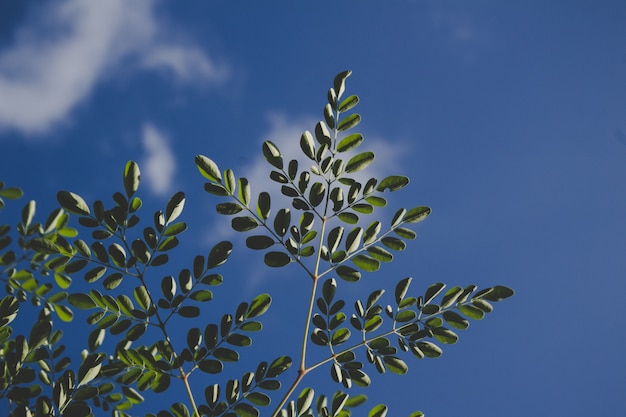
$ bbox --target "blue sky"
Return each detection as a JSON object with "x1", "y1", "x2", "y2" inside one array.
[{"x1": 1, "y1": 1, "x2": 625, "y2": 416}]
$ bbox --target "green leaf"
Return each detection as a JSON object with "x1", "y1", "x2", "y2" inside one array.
[
  {"x1": 309, "y1": 182, "x2": 326, "y2": 207},
  {"x1": 442, "y1": 311, "x2": 469, "y2": 330},
  {"x1": 123, "y1": 161, "x2": 141, "y2": 197},
  {"x1": 234, "y1": 403, "x2": 259, "y2": 417},
  {"x1": 394, "y1": 227, "x2": 416, "y2": 239},
  {"x1": 458, "y1": 304, "x2": 485, "y2": 320},
  {"x1": 441, "y1": 286, "x2": 463, "y2": 309},
  {"x1": 300, "y1": 131, "x2": 316, "y2": 160},
  {"x1": 424, "y1": 282, "x2": 446, "y2": 305},
  {"x1": 224, "y1": 169, "x2": 236, "y2": 194},
  {"x1": 404, "y1": 206, "x2": 431, "y2": 223},
  {"x1": 195, "y1": 155, "x2": 222, "y2": 182},
  {"x1": 337, "y1": 113, "x2": 361, "y2": 132},
  {"x1": 264, "y1": 251, "x2": 291, "y2": 267},
  {"x1": 165, "y1": 192, "x2": 185, "y2": 224},
  {"x1": 368, "y1": 404, "x2": 388, "y2": 417},
  {"x1": 334, "y1": 70, "x2": 352, "y2": 98},
  {"x1": 68, "y1": 293, "x2": 96, "y2": 309},
  {"x1": 336, "y1": 265, "x2": 361, "y2": 282},
  {"x1": 274, "y1": 208, "x2": 291, "y2": 237},
  {"x1": 205, "y1": 183, "x2": 229, "y2": 198},
  {"x1": 227, "y1": 333, "x2": 252, "y2": 347},
  {"x1": 352, "y1": 203, "x2": 373, "y2": 214},
  {"x1": 366, "y1": 246, "x2": 393, "y2": 262},
  {"x1": 0, "y1": 187, "x2": 23, "y2": 199},
  {"x1": 257, "y1": 192, "x2": 271, "y2": 220},
  {"x1": 472, "y1": 298, "x2": 493, "y2": 312},
  {"x1": 78, "y1": 353, "x2": 103, "y2": 387},
  {"x1": 54, "y1": 304, "x2": 74, "y2": 322},
  {"x1": 267, "y1": 355, "x2": 292, "y2": 377},
  {"x1": 394, "y1": 277, "x2": 412, "y2": 304},
  {"x1": 190, "y1": 290, "x2": 213, "y2": 302},
  {"x1": 207, "y1": 241, "x2": 233, "y2": 268},
  {"x1": 336, "y1": 133, "x2": 363, "y2": 153},
  {"x1": 231, "y1": 216, "x2": 257, "y2": 232},
  {"x1": 216, "y1": 202, "x2": 243, "y2": 215},
  {"x1": 57, "y1": 191, "x2": 90, "y2": 216},
  {"x1": 331, "y1": 328, "x2": 351, "y2": 346},
  {"x1": 29, "y1": 320, "x2": 51, "y2": 349},
  {"x1": 481, "y1": 286, "x2": 515, "y2": 301},
  {"x1": 54, "y1": 273, "x2": 72, "y2": 289},
  {"x1": 263, "y1": 141, "x2": 283, "y2": 169},
  {"x1": 352, "y1": 255, "x2": 380, "y2": 272},
  {"x1": 345, "y1": 227, "x2": 363, "y2": 254},
  {"x1": 247, "y1": 294, "x2": 271, "y2": 318},
  {"x1": 338, "y1": 94, "x2": 359, "y2": 112},
  {"x1": 322, "y1": 278, "x2": 337, "y2": 304},
  {"x1": 345, "y1": 152, "x2": 374, "y2": 173},
  {"x1": 247, "y1": 392, "x2": 270, "y2": 406},
  {"x1": 178, "y1": 306, "x2": 200, "y2": 318},
  {"x1": 199, "y1": 359, "x2": 223, "y2": 374},
  {"x1": 297, "y1": 388, "x2": 314, "y2": 416},
  {"x1": 381, "y1": 237, "x2": 406, "y2": 251},
  {"x1": 338, "y1": 212, "x2": 359, "y2": 224},
  {"x1": 376, "y1": 176, "x2": 409, "y2": 192},
  {"x1": 432, "y1": 327, "x2": 459, "y2": 344},
  {"x1": 417, "y1": 341, "x2": 443, "y2": 358},
  {"x1": 395, "y1": 310, "x2": 416, "y2": 322},
  {"x1": 30, "y1": 238, "x2": 59, "y2": 254},
  {"x1": 324, "y1": 104, "x2": 335, "y2": 129},
  {"x1": 246, "y1": 235, "x2": 275, "y2": 250},
  {"x1": 384, "y1": 356, "x2": 408, "y2": 375}
]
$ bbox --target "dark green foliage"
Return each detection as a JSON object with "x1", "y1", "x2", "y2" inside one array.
[{"x1": 0, "y1": 71, "x2": 513, "y2": 417}]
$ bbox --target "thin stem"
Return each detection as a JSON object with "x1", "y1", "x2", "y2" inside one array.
[
  {"x1": 181, "y1": 372, "x2": 200, "y2": 417},
  {"x1": 270, "y1": 369, "x2": 307, "y2": 417}
]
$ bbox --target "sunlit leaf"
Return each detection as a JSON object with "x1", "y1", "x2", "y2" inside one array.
[
  {"x1": 54, "y1": 304, "x2": 74, "y2": 322},
  {"x1": 123, "y1": 161, "x2": 141, "y2": 197},
  {"x1": 338, "y1": 212, "x2": 359, "y2": 224},
  {"x1": 404, "y1": 206, "x2": 431, "y2": 223},
  {"x1": 267, "y1": 356, "x2": 292, "y2": 377},
  {"x1": 263, "y1": 141, "x2": 283, "y2": 169},
  {"x1": 417, "y1": 341, "x2": 442, "y2": 358},
  {"x1": 165, "y1": 192, "x2": 185, "y2": 224},
  {"x1": 459, "y1": 303, "x2": 486, "y2": 320},
  {"x1": 432, "y1": 327, "x2": 459, "y2": 344},
  {"x1": 300, "y1": 131, "x2": 316, "y2": 160},
  {"x1": 247, "y1": 294, "x2": 271, "y2": 318},
  {"x1": 338, "y1": 94, "x2": 359, "y2": 112},
  {"x1": 367, "y1": 246, "x2": 393, "y2": 262},
  {"x1": 352, "y1": 255, "x2": 380, "y2": 272},
  {"x1": 57, "y1": 191, "x2": 90, "y2": 216},
  {"x1": 195, "y1": 155, "x2": 222, "y2": 182},
  {"x1": 336, "y1": 133, "x2": 363, "y2": 153},
  {"x1": 207, "y1": 241, "x2": 233, "y2": 268},
  {"x1": 424, "y1": 282, "x2": 445, "y2": 305},
  {"x1": 334, "y1": 70, "x2": 352, "y2": 98},
  {"x1": 345, "y1": 152, "x2": 374, "y2": 173}
]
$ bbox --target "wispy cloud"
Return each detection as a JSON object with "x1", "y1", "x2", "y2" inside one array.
[
  {"x1": 0, "y1": 0, "x2": 227, "y2": 136},
  {"x1": 141, "y1": 123, "x2": 176, "y2": 196}
]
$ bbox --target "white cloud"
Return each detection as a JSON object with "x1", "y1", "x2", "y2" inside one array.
[
  {"x1": 0, "y1": 0, "x2": 227, "y2": 135},
  {"x1": 141, "y1": 123, "x2": 176, "y2": 196}
]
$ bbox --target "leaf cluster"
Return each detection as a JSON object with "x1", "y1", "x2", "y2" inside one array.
[{"x1": 0, "y1": 71, "x2": 514, "y2": 417}]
